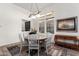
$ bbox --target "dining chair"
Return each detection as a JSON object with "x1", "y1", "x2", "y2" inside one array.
[
  {"x1": 38, "y1": 34, "x2": 48, "y2": 56},
  {"x1": 45, "y1": 33, "x2": 55, "y2": 55},
  {"x1": 28, "y1": 34, "x2": 39, "y2": 56},
  {"x1": 39, "y1": 38, "x2": 48, "y2": 56},
  {"x1": 19, "y1": 32, "x2": 29, "y2": 56}
]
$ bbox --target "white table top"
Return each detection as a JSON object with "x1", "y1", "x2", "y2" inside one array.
[{"x1": 24, "y1": 33, "x2": 47, "y2": 40}]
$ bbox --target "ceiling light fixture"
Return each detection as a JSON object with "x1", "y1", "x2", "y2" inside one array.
[
  {"x1": 28, "y1": 4, "x2": 56, "y2": 20},
  {"x1": 28, "y1": 3, "x2": 40, "y2": 18}
]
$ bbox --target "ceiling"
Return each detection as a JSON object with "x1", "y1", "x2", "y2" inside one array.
[{"x1": 14, "y1": 3, "x2": 53, "y2": 14}]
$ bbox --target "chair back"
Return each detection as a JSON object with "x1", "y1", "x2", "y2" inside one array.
[
  {"x1": 28, "y1": 34, "x2": 38, "y2": 46},
  {"x1": 28, "y1": 34, "x2": 37, "y2": 40},
  {"x1": 19, "y1": 32, "x2": 25, "y2": 44}
]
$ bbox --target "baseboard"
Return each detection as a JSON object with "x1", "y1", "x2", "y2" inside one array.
[{"x1": 0, "y1": 42, "x2": 20, "y2": 48}]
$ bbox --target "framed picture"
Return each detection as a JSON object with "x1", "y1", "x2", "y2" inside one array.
[{"x1": 57, "y1": 16, "x2": 78, "y2": 32}]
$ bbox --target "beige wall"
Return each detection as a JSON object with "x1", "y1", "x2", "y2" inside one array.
[
  {"x1": 0, "y1": 3, "x2": 79, "y2": 46},
  {"x1": 51, "y1": 3, "x2": 79, "y2": 36},
  {"x1": 41, "y1": 3, "x2": 79, "y2": 36},
  {"x1": 0, "y1": 3, "x2": 30, "y2": 46}
]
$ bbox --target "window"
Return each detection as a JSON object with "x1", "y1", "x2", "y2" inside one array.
[
  {"x1": 46, "y1": 19, "x2": 54, "y2": 34},
  {"x1": 39, "y1": 21, "x2": 45, "y2": 33},
  {"x1": 39, "y1": 18, "x2": 54, "y2": 34},
  {"x1": 25, "y1": 21, "x2": 30, "y2": 31},
  {"x1": 22, "y1": 19, "x2": 30, "y2": 31}
]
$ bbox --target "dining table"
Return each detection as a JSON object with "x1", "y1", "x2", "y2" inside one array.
[{"x1": 24, "y1": 33, "x2": 48, "y2": 56}]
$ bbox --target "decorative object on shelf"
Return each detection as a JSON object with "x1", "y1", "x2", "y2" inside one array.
[{"x1": 57, "y1": 16, "x2": 78, "y2": 32}]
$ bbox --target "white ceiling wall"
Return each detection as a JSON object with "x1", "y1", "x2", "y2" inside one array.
[
  {"x1": 14, "y1": 3, "x2": 54, "y2": 15},
  {"x1": 14, "y1": 3, "x2": 52, "y2": 11}
]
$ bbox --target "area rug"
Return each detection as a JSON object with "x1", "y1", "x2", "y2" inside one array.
[{"x1": 7, "y1": 45, "x2": 20, "y2": 56}]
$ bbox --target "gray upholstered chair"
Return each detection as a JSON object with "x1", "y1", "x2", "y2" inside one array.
[
  {"x1": 46, "y1": 33, "x2": 55, "y2": 55},
  {"x1": 28, "y1": 34, "x2": 39, "y2": 56}
]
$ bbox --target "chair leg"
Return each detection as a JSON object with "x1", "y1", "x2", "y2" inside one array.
[
  {"x1": 38, "y1": 48, "x2": 39, "y2": 56},
  {"x1": 38, "y1": 41, "x2": 39, "y2": 56},
  {"x1": 46, "y1": 43, "x2": 49, "y2": 55},
  {"x1": 19, "y1": 45, "x2": 22, "y2": 56},
  {"x1": 29, "y1": 48, "x2": 30, "y2": 56}
]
